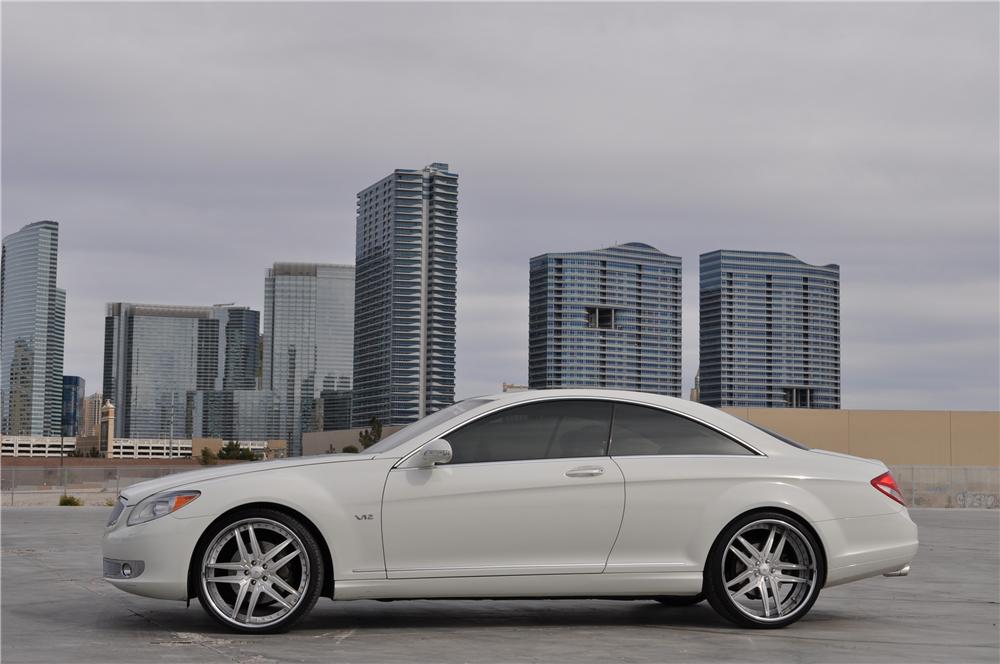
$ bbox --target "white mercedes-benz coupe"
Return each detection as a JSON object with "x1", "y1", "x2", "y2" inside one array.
[{"x1": 102, "y1": 389, "x2": 917, "y2": 632}]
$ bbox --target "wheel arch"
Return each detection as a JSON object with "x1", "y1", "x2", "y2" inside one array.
[
  {"x1": 704, "y1": 505, "x2": 829, "y2": 589},
  {"x1": 186, "y1": 502, "x2": 335, "y2": 600}
]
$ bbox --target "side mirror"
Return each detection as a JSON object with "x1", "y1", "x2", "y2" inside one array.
[{"x1": 400, "y1": 439, "x2": 453, "y2": 469}]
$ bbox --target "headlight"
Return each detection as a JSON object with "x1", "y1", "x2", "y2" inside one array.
[{"x1": 127, "y1": 490, "x2": 200, "y2": 526}]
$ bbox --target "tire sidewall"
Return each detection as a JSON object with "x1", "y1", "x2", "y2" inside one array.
[
  {"x1": 195, "y1": 508, "x2": 324, "y2": 634},
  {"x1": 705, "y1": 510, "x2": 825, "y2": 629}
]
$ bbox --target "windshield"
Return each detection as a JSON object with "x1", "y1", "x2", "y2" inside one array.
[
  {"x1": 365, "y1": 398, "x2": 495, "y2": 454},
  {"x1": 739, "y1": 420, "x2": 811, "y2": 450}
]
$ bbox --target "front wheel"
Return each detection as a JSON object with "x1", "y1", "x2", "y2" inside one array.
[
  {"x1": 195, "y1": 508, "x2": 324, "y2": 633},
  {"x1": 704, "y1": 511, "x2": 824, "y2": 629}
]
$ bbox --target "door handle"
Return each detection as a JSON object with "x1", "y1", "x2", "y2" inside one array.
[{"x1": 565, "y1": 466, "x2": 604, "y2": 478}]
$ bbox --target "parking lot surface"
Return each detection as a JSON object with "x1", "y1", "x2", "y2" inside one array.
[{"x1": 2, "y1": 507, "x2": 997, "y2": 663}]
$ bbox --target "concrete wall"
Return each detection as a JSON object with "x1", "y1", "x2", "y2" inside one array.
[{"x1": 723, "y1": 408, "x2": 999, "y2": 467}]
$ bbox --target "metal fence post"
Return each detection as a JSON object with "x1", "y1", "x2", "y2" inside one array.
[
  {"x1": 115, "y1": 468, "x2": 120, "y2": 496},
  {"x1": 9, "y1": 466, "x2": 14, "y2": 506}
]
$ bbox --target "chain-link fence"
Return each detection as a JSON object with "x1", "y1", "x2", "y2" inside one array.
[{"x1": 1, "y1": 465, "x2": 202, "y2": 505}]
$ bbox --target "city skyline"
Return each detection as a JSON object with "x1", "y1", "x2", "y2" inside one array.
[{"x1": 3, "y1": 3, "x2": 997, "y2": 410}]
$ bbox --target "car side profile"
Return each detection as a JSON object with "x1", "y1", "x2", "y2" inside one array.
[{"x1": 102, "y1": 389, "x2": 918, "y2": 632}]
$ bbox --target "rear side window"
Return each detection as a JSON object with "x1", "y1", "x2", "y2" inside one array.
[
  {"x1": 610, "y1": 404, "x2": 754, "y2": 456},
  {"x1": 446, "y1": 400, "x2": 613, "y2": 464}
]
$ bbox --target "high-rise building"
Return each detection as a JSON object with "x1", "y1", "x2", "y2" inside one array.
[
  {"x1": 1, "y1": 221, "x2": 65, "y2": 436},
  {"x1": 80, "y1": 392, "x2": 102, "y2": 438},
  {"x1": 352, "y1": 162, "x2": 458, "y2": 427},
  {"x1": 699, "y1": 250, "x2": 840, "y2": 408},
  {"x1": 263, "y1": 263, "x2": 355, "y2": 455},
  {"x1": 61, "y1": 375, "x2": 85, "y2": 437},
  {"x1": 528, "y1": 242, "x2": 682, "y2": 396},
  {"x1": 102, "y1": 303, "x2": 264, "y2": 438}
]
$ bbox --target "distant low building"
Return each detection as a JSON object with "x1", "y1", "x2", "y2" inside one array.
[{"x1": 502, "y1": 383, "x2": 529, "y2": 393}]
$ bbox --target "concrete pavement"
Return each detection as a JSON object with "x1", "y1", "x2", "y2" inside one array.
[{"x1": 1, "y1": 507, "x2": 997, "y2": 663}]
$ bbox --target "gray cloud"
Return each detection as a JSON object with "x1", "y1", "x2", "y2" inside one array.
[{"x1": 3, "y1": 2, "x2": 997, "y2": 409}]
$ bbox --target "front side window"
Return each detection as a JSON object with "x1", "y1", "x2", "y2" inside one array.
[
  {"x1": 446, "y1": 400, "x2": 613, "y2": 464},
  {"x1": 610, "y1": 404, "x2": 754, "y2": 456}
]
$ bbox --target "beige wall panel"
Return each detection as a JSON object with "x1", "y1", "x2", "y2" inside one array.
[
  {"x1": 740, "y1": 409, "x2": 850, "y2": 453},
  {"x1": 950, "y1": 412, "x2": 1000, "y2": 467},
  {"x1": 847, "y1": 411, "x2": 951, "y2": 465}
]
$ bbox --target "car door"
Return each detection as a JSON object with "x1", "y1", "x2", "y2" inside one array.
[
  {"x1": 381, "y1": 399, "x2": 624, "y2": 578},
  {"x1": 605, "y1": 402, "x2": 762, "y2": 574}
]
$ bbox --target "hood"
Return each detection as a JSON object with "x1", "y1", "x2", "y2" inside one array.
[{"x1": 120, "y1": 454, "x2": 372, "y2": 503}]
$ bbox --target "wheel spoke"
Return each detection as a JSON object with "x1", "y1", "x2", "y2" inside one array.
[
  {"x1": 234, "y1": 529, "x2": 249, "y2": 563},
  {"x1": 231, "y1": 581, "x2": 249, "y2": 619},
  {"x1": 262, "y1": 538, "x2": 292, "y2": 564},
  {"x1": 269, "y1": 573, "x2": 300, "y2": 599},
  {"x1": 770, "y1": 532, "x2": 788, "y2": 562},
  {"x1": 247, "y1": 525, "x2": 263, "y2": 559},
  {"x1": 773, "y1": 562, "x2": 809, "y2": 571},
  {"x1": 725, "y1": 567, "x2": 756, "y2": 589},
  {"x1": 737, "y1": 536, "x2": 762, "y2": 559},
  {"x1": 762, "y1": 526, "x2": 777, "y2": 559},
  {"x1": 206, "y1": 577, "x2": 243, "y2": 584},
  {"x1": 245, "y1": 585, "x2": 262, "y2": 620},
  {"x1": 769, "y1": 577, "x2": 784, "y2": 616},
  {"x1": 774, "y1": 573, "x2": 810, "y2": 584},
  {"x1": 728, "y1": 545, "x2": 755, "y2": 569},
  {"x1": 270, "y1": 549, "x2": 301, "y2": 573},
  {"x1": 260, "y1": 583, "x2": 292, "y2": 609},
  {"x1": 207, "y1": 562, "x2": 244, "y2": 570},
  {"x1": 759, "y1": 579, "x2": 771, "y2": 617}
]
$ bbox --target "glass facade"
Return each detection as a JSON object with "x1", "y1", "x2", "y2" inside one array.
[
  {"x1": 263, "y1": 263, "x2": 355, "y2": 455},
  {"x1": 61, "y1": 375, "x2": 85, "y2": 437},
  {"x1": 699, "y1": 250, "x2": 840, "y2": 408},
  {"x1": 1, "y1": 221, "x2": 65, "y2": 436},
  {"x1": 528, "y1": 242, "x2": 682, "y2": 396},
  {"x1": 103, "y1": 303, "x2": 267, "y2": 439},
  {"x1": 352, "y1": 163, "x2": 458, "y2": 427}
]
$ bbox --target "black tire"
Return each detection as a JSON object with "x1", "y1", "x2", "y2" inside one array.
[
  {"x1": 704, "y1": 510, "x2": 825, "y2": 629},
  {"x1": 655, "y1": 594, "x2": 705, "y2": 607},
  {"x1": 195, "y1": 508, "x2": 324, "y2": 633}
]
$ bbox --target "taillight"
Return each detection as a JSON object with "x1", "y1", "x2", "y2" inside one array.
[{"x1": 871, "y1": 471, "x2": 906, "y2": 506}]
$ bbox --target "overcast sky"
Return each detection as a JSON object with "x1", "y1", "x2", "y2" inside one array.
[{"x1": 3, "y1": 2, "x2": 998, "y2": 410}]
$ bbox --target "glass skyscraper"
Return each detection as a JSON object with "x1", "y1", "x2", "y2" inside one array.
[
  {"x1": 62, "y1": 375, "x2": 86, "y2": 437},
  {"x1": 699, "y1": 250, "x2": 840, "y2": 408},
  {"x1": 1, "y1": 220, "x2": 65, "y2": 436},
  {"x1": 263, "y1": 263, "x2": 355, "y2": 455},
  {"x1": 351, "y1": 163, "x2": 458, "y2": 427},
  {"x1": 103, "y1": 303, "x2": 264, "y2": 438},
  {"x1": 528, "y1": 242, "x2": 682, "y2": 396}
]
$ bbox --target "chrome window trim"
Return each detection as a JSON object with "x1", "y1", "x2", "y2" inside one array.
[{"x1": 392, "y1": 395, "x2": 765, "y2": 468}]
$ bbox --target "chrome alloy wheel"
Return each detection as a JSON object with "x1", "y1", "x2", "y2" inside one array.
[
  {"x1": 721, "y1": 519, "x2": 818, "y2": 622},
  {"x1": 200, "y1": 518, "x2": 310, "y2": 628}
]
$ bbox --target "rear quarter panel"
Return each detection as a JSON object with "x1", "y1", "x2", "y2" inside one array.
[{"x1": 607, "y1": 451, "x2": 903, "y2": 575}]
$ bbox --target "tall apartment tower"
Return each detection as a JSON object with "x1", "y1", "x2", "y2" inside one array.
[
  {"x1": 699, "y1": 250, "x2": 841, "y2": 408},
  {"x1": 529, "y1": 242, "x2": 682, "y2": 396},
  {"x1": 61, "y1": 375, "x2": 86, "y2": 437},
  {"x1": 103, "y1": 303, "x2": 263, "y2": 438},
  {"x1": 263, "y1": 263, "x2": 355, "y2": 455},
  {"x1": 1, "y1": 221, "x2": 66, "y2": 436},
  {"x1": 352, "y1": 163, "x2": 458, "y2": 427}
]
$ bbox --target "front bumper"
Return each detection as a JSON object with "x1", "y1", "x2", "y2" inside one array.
[{"x1": 102, "y1": 505, "x2": 211, "y2": 601}]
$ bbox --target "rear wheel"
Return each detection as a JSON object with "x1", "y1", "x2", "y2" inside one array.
[
  {"x1": 704, "y1": 511, "x2": 824, "y2": 628},
  {"x1": 196, "y1": 508, "x2": 324, "y2": 633}
]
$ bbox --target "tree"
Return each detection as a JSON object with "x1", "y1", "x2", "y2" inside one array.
[
  {"x1": 358, "y1": 416, "x2": 383, "y2": 449},
  {"x1": 200, "y1": 447, "x2": 219, "y2": 465},
  {"x1": 217, "y1": 441, "x2": 255, "y2": 461}
]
